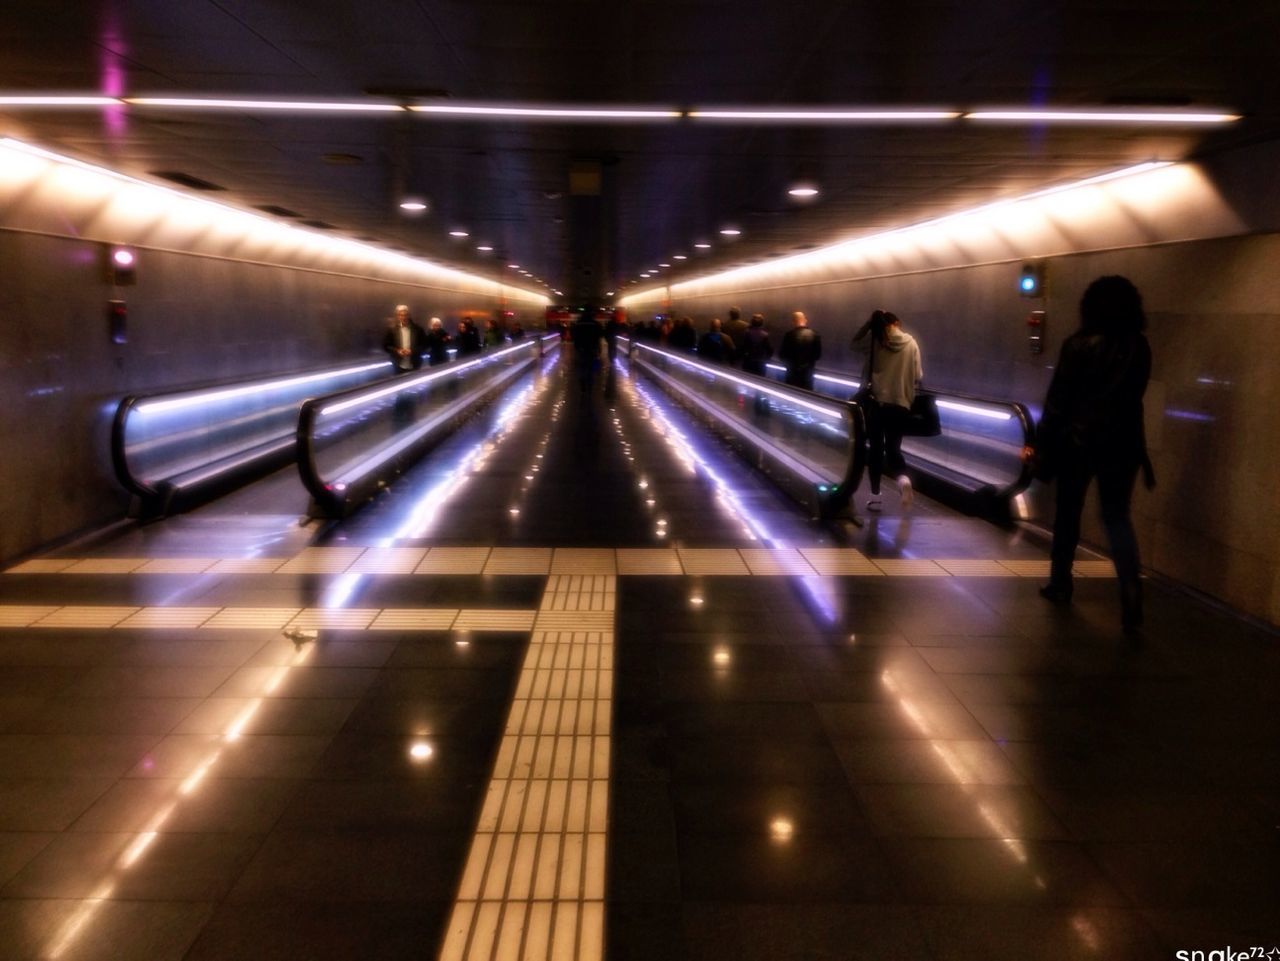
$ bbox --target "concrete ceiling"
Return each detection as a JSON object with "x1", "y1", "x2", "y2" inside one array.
[{"x1": 3, "y1": 0, "x2": 1280, "y2": 299}]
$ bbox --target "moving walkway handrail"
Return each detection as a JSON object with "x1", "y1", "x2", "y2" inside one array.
[
  {"x1": 111, "y1": 357, "x2": 393, "y2": 514},
  {"x1": 766, "y1": 361, "x2": 1036, "y2": 503},
  {"x1": 297, "y1": 334, "x2": 558, "y2": 517},
  {"x1": 629, "y1": 340, "x2": 866, "y2": 518}
]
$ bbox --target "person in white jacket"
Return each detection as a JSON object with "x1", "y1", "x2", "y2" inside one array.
[{"x1": 851, "y1": 309, "x2": 923, "y2": 511}]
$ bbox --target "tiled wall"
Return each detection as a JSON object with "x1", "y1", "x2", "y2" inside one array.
[{"x1": 0, "y1": 230, "x2": 519, "y2": 565}]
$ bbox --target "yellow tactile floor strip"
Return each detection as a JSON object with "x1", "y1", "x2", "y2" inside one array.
[
  {"x1": 0, "y1": 607, "x2": 540, "y2": 632},
  {"x1": 999, "y1": 559, "x2": 1053, "y2": 577},
  {"x1": 935, "y1": 559, "x2": 1015, "y2": 576},
  {"x1": 134, "y1": 558, "x2": 220, "y2": 574},
  {"x1": 369, "y1": 609, "x2": 460, "y2": 631},
  {"x1": 872, "y1": 559, "x2": 948, "y2": 577},
  {"x1": 202, "y1": 607, "x2": 300, "y2": 629},
  {"x1": 739, "y1": 548, "x2": 817, "y2": 576},
  {"x1": 551, "y1": 549, "x2": 617, "y2": 576},
  {"x1": 614, "y1": 549, "x2": 683, "y2": 575},
  {"x1": 286, "y1": 608, "x2": 380, "y2": 631},
  {"x1": 116, "y1": 607, "x2": 220, "y2": 629},
  {"x1": 484, "y1": 548, "x2": 553, "y2": 576},
  {"x1": 1074, "y1": 560, "x2": 1117, "y2": 577},
  {"x1": 276, "y1": 547, "x2": 366, "y2": 574},
  {"x1": 205, "y1": 557, "x2": 288, "y2": 574},
  {"x1": 33, "y1": 606, "x2": 139, "y2": 628},
  {"x1": 60, "y1": 558, "x2": 148, "y2": 574},
  {"x1": 678, "y1": 548, "x2": 750, "y2": 575},
  {"x1": 439, "y1": 574, "x2": 613, "y2": 961},
  {"x1": 0, "y1": 606, "x2": 59, "y2": 627},
  {"x1": 349, "y1": 548, "x2": 427, "y2": 574},
  {"x1": 4, "y1": 559, "x2": 77, "y2": 574},
  {"x1": 5, "y1": 550, "x2": 1114, "y2": 580},
  {"x1": 418, "y1": 548, "x2": 492, "y2": 575},
  {"x1": 455, "y1": 610, "x2": 539, "y2": 632},
  {"x1": 799, "y1": 548, "x2": 883, "y2": 576}
]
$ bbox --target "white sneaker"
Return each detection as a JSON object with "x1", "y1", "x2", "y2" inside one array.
[
  {"x1": 866, "y1": 494, "x2": 882, "y2": 512},
  {"x1": 897, "y1": 475, "x2": 913, "y2": 509}
]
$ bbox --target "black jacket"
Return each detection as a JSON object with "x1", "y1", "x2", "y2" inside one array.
[
  {"x1": 382, "y1": 321, "x2": 427, "y2": 371},
  {"x1": 1038, "y1": 331, "x2": 1151, "y2": 470}
]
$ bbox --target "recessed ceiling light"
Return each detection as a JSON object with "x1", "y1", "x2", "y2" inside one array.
[
  {"x1": 659, "y1": 262, "x2": 671, "y2": 267},
  {"x1": 694, "y1": 242, "x2": 712, "y2": 249},
  {"x1": 673, "y1": 254, "x2": 687, "y2": 260},
  {"x1": 507, "y1": 263, "x2": 520, "y2": 268},
  {"x1": 449, "y1": 229, "x2": 469, "y2": 237},
  {"x1": 720, "y1": 228, "x2": 741, "y2": 236},
  {"x1": 399, "y1": 198, "x2": 428, "y2": 212},
  {"x1": 476, "y1": 245, "x2": 493, "y2": 252},
  {"x1": 788, "y1": 184, "x2": 819, "y2": 198}
]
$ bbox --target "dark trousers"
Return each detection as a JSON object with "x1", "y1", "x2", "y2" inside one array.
[
  {"x1": 785, "y1": 367, "x2": 814, "y2": 391},
  {"x1": 1050, "y1": 451, "x2": 1142, "y2": 621},
  {"x1": 866, "y1": 401, "x2": 909, "y2": 494}
]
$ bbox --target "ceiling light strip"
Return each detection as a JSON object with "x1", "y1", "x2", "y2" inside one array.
[
  {"x1": 0, "y1": 95, "x2": 123, "y2": 106},
  {"x1": 620, "y1": 160, "x2": 1178, "y2": 306},
  {"x1": 410, "y1": 103, "x2": 680, "y2": 119},
  {"x1": 688, "y1": 108, "x2": 961, "y2": 121},
  {"x1": 0, "y1": 137, "x2": 547, "y2": 303},
  {"x1": 126, "y1": 97, "x2": 405, "y2": 112},
  {"x1": 965, "y1": 109, "x2": 1241, "y2": 124}
]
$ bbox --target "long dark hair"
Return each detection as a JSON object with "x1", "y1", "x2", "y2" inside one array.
[
  {"x1": 1079, "y1": 276, "x2": 1145, "y2": 336},
  {"x1": 867, "y1": 309, "x2": 900, "y2": 346}
]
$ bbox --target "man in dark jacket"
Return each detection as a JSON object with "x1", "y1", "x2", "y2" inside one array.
[
  {"x1": 696, "y1": 318, "x2": 734, "y2": 364},
  {"x1": 777, "y1": 311, "x2": 822, "y2": 389},
  {"x1": 383, "y1": 305, "x2": 426, "y2": 373},
  {"x1": 1034, "y1": 275, "x2": 1154, "y2": 634}
]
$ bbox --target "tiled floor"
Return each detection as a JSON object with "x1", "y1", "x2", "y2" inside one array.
[{"x1": 0, "y1": 353, "x2": 1275, "y2": 960}]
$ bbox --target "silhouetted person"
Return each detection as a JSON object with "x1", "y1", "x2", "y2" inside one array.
[
  {"x1": 696, "y1": 318, "x2": 734, "y2": 364},
  {"x1": 1033, "y1": 275, "x2": 1154, "y2": 634},
  {"x1": 851, "y1": 309, "x2": 923, "y2": 512},
  {"x1": 668, "y1": 316, "x2": 697, "y2": 353},
  {"x1": 725, "y1": 306, "x2": 750, "y2": 364},
  {"x1": 383, "y1": 304, "x2": 426, "y2": 373},
  {"x1": 778, "y1": 311, "x2": 822, "y2": 389},
  {"x1": 739, "y1": 313, "x2": 773, "y2": 376},
  {"x1": 572, "y1": 307, "x2": 605, "y2": 394},
  {"x1": 483, "y1": 317, "x2": 506, "y2": 348},
  {"x1": 604, "y1": 311, "x2": 628, "y2": 363},
  {"x1": 424, "y1": 317, "x2": 451, "y2": 366},
  {"x1": 455, "y1": 318, "x2": 482, "y2": 357}
]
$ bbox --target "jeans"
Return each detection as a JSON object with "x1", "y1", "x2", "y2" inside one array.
[
  {"x1": 865, "y1": 401, "x2": 909, "y2": 494},
  {"x1": 1050, "y1": 449, "x2": 1143, "y2": 623}
]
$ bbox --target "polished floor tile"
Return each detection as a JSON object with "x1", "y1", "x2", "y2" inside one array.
[{"x1": 0, "y1": 356, "x2": 1276, "y2": 961}]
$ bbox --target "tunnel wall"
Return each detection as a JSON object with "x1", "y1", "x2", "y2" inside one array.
[
  {"x1": 0, "y1": 141, "x2": 546, "y2": 564},
  {"x1": 624, "y1": 143, "x2": 1280, "y2": 625}
]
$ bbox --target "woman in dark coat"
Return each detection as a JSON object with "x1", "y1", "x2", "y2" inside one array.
[{"x1": 1033, "y1": 275, "x2": 1155, "y2": 634}]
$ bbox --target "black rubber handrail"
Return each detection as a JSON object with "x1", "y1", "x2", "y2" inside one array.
[
  {"x1": 297, "y1": 335, "x2": 559, "y2": 517},
  {"x1": 628, "y1": 340, "x2": 866, "y2": 519},
  {"x1": 111, "y1": 357, "x2": 393, "y2": 513},
  {"x1": 770, "y1": 361, "x2": 1037, "y2": 503}
]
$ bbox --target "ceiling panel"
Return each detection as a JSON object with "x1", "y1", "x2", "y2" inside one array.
[{"x1": 2, "y1": 0, "x2": 1279, "y2": 297}]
